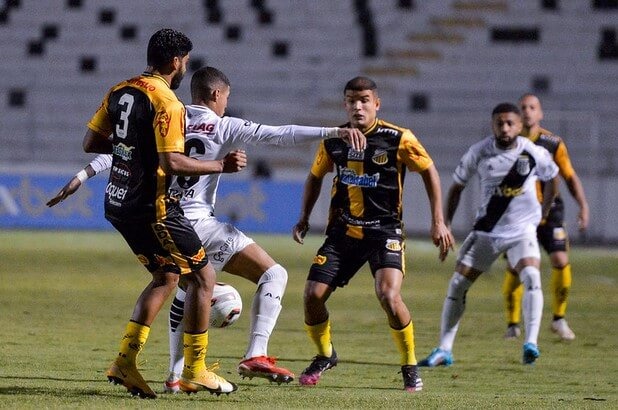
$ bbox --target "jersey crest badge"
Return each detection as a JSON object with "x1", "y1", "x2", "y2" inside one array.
[
  {"x1": 372, "y1": 150, "x2": 388, "y2": 165},
  {"x1": 516, "y1": 155, "x2": 530, "y2": 175}
]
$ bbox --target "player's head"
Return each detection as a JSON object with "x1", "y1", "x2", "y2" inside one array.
[
  {"x1": 491, "y1": 102, "x2": 522, "y2": 149},
  {"x1": 343, "y1": 76, "x2": 380, "y2": 131},
  {"x1": 147, "y1": 28, "x2": 193, "y2": 89},
  {"x1": 518, "y1": 93, "x2": 544, "y2": 129},
  {"x1": 190, "y1": 66, "x2": 231, "y2": 116}
]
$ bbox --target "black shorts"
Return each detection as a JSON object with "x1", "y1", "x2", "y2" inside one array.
[
  {"x1": 537, "y1": 222, "x2": 569, "y2": 254},
  {"x1": 307, "y1": 234, "x2": 405, "y2": 288},
  {"x1": 109, "y1": 214, "x2": 209, "y2": 275}
]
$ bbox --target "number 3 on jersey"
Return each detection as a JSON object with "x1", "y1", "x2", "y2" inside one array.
[{"x1": 115, "y1": 93, "x2": 134, "y2": 139}]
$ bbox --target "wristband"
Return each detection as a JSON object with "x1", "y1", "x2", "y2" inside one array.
[
  {"x1": 325, "y1": 127, "x2": 339, "y2": 139},
  {"x1": 75, "y1": 169, "x2": 88, "y2": 183}
]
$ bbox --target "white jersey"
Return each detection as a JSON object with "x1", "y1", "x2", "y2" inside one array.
[
  {"x1": 453, "y1": 136, "x2": 558, "y2": 237},
  {"x1": 169, "y1": 105, "x2": 338, "y2": 219}
]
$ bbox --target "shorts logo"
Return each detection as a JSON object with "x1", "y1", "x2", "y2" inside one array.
[
  {"x1": 553, "y1": 227, "x2": 567, "y2": 241},
  {"x1": 517, "y1": 155, "x2": 530, "y2": 175},
  {"x1": 192, "y1": 247, "x2": 206, "y2": 263},
  {"x1": 372, "y1": 150, "x2": 388, "y2": 165},
  {"x1": 137, "y1": 254, "x2": 149, "y2": 266},
  {"x1": 313, "y1": 254, "x2": 327, "y2": 265},
  {"x1": 385, "y1": 239, "x2": 402, "y2": 252}
]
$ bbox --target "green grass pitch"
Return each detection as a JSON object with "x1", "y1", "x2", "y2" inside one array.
[{"x1": 0, "y1": 230, "x2": 616, "y2": 409}]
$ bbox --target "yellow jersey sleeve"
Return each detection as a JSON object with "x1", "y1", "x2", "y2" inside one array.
[
  {"x1": 310, "y1": 141, "x2": 334, "y2": 177},
  {"x1": 554, "y1": 140, "x2": 576, "y2": 180},
  {"x1": 398, "y1": 130, "x2": 433, "y2": 172},
  {"x1": 153, "y1": 99, "x2": 186, "y2": 153},
  {"x1": 87, "y1": 91, "x2": 113, "y2": 137}
]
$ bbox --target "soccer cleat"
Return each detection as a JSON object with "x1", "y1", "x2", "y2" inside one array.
[
  {"x1": 237, "y1": 356, "x2": 295, "y2": 384},
  {"x1": 299, "y1": 349, "x2": 338, "y2": 386},
  {"x1": 522, "y1": 342, "x2": 540, "y2": 365},
  {"x1": 401, "y1": 365, "x2": 423, "y2": 393},
  {"x1": 417, "y1": 348, "x2": 453, "y2": 367},
  {"x1": 106, "y1": 360, "x2": 157, "y2": 399},
  {"x1": 163, "y1": 372, "x2": 180, "y2": 394},
  {"x1": 504, "y1": 324, "x2": 522, "y2": 340},
  {"x1": 179, "y1": 363, "x2": 238, "y2": 396},
  {"x1": 551, "y1": 318, "x2": 576, "y2": 341}
]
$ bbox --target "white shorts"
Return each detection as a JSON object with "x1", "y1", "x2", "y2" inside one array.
[
  {"x1": 457, "y1": 230, "x2": 540, "y2": 272},
  {"x1": 190, "y1": 217, "x2": 255, "y2": 272}
]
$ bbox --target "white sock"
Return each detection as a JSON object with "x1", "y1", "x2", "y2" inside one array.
[
  {"x1": 168, "y1": 287, "x2": 186, "y2": 376},
  {"x1": 520, "y1": 266, "x2": 543, "y2": 345},
  {"x1": 439, "y1": 272, "x2": 472, "y2": 352},
  {"x1": 244, "y1": 264, "x2": 287, "y2": 359}
]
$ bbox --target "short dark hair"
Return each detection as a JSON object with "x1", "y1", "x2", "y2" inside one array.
[
  {"x1": 190, "y1": 66, "x2": 231, "y2": 101},
  {"x1": 147, "y1": 28, "x2": 193, "y2": 70},
  {"x1": 492, "y1": 102, "x2": 520, "y2": 116},
  {"x1": 344, "y1": 76, "x2": 377, "y2": 94}
]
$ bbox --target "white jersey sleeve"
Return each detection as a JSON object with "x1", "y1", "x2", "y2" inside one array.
[
  {"x1": 221, "y1": 116, "x2": 338, "y2": 147},
  {"x1": 89, "y1": 154, "x2": 112, "y2": 175},
  {"x1": 453, "y1": 137, "x2": 491, "y2": 186}
]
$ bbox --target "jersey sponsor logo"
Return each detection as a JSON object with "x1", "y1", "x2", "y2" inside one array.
[
  {"x1": 112, "y1": 143, "x2": 134, "y2": 161},
  {"x1": 187, "y1": 122, "x2": 215, "y2": 134},
  {"x1": 155, "y1": 110, "x2": 171, "y2": 137},
  {"x1": 341, "y1": 213, "x2": 380, "y2": 227},
  {"x1": 105, "y1": 182, "x2": 127, "y2": 202},
  {"x1": 486, "y1": 185, "x2": 523, "y2": 198},
  {"x1": 385, "y1": 239, "x2": 402, "y2": 251},
  {"x1": 347, "y1": 149, "x2": 365, "y2": 161},
  {"x1": 128, "y1": 77, "x2": 156, "y2": 92},
  {"x1": 339, "y1": 168, "x2": 379, "y2": 187},
  {"x1": 517, "y1": 156, "x2": 530, "y2": 175},
  {"x1": 553, "y1": 227, "x2": 567, "y2": 241},
  {"x1": 372, "y1": 150, "x2": 388, "y2": 165},
  {"x1": 169, "y1": 187, "x2": 195, "y2": 200},
  {"x1": 111, "y1": 163, "x2": 131, "y2": 183},
  {"x1": 376, "y1": 127, "x2": 399, "y2": 136},
  {"x1": 313, "y1": 254, "x2": 327, "y2": 265}
]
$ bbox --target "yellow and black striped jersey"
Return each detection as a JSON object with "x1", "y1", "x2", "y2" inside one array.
[
  {"x1": 311, "y1": 118, "x2": 433, "y2": 239},
  {"x1": 524, "y1": 127, "x2": 576, "y2": 224},
  {"x1": 88, "y1": 72, "x2": 186, "y2": 222}
]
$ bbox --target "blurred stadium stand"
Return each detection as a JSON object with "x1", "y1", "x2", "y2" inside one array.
[{"x1": 0, "y1": 0, "x2": 617, "y2": 241}]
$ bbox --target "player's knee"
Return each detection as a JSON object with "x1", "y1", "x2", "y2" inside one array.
[
  {"x1": 258, "y1": 263, "x2": 288, "y2": 288},
  {"x1": 447, "y1": 272, "x2": 472, "y2": 300},
  {"x1": 519, "y1": 266, "x2": 541, "y2": 291}
]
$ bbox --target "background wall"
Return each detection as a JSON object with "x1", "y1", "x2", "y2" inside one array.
[{"x1": 0, "y1": 0, "x2": 616, "y2": 242}]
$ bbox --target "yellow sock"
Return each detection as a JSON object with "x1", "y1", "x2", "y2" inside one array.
[
  {"x1": 183, "y1": 331, "x2": 209, "y2": 376},
  {"x1": 117, "y1": 321, "x2": 150, "y2": 366},
  {"x1": 551, "y1": 264, "x2": 572, "y2": 319},
  {"x1": 390, "y1": 322, "x2": 417, "y2": 366},
  {"x1": 305, "y1": 319, "x2": 333, "y2": 357},
  {"x1": 502, "y1": 271, "x2": 523, "y2": 325}
]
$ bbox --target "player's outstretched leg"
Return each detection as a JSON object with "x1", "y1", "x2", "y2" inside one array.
[{"x1": 237, "y1": 264, "x2": 295, "y2": 384}]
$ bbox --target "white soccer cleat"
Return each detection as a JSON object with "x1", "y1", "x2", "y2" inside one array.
[
  {"x1": 551, "y1": 318, "x2": 575, "y2": 341},
  {"x1": 163, "y1": 372, "x2": 180, "y2": 394}
]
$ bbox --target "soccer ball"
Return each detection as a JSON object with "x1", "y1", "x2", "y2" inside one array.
[{"x1": 210, "y1": 282, "x2": 242, "y2": 328}]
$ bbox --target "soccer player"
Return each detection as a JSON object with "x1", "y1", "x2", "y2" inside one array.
[
  {"x1": 292, "y1": 76, "x2": 454, "y2": 392},
  {"x1": 502, "y1": 94, "x2": 589, "y2": 341},
  {"x1": 48, "y1": 66, "x2": 366, "y2": 391},
  {"x1": 79, "y1": 29, "x2": 245, "y2": 398},
  {"x1": 418, "y1": 103, "x2": 559, "y2": 368}
]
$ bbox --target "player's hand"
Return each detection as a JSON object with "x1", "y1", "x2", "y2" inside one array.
[
  {"x1": 431, "y1": 222, "x2": 455, "y2": 262},
  {"x1": 46, "y1": 177, "x2": 82, "y2": 207},
  {"x1": 292, "y1": 220, "x2": 309, "y2": 244},
  {"x1": 338, "y1": 128, "x2": 366, "y2": 151},
  {"x1": 578, "y1": 206, "x2": 589, "y2": 231},
  {"x1": 222, "y1": 149, "x2": 247, "y2": 173}
]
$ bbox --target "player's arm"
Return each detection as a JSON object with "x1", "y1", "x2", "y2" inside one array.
[
  {"x1": 83, "y1": 128, "x2": 112, "y2": 153},
  {"x1": 554, "y1": 141, "x2": 589, "y2": 230},
  {"x1": 445, "y1": 182, "x2": 465, "y2": 228},
  {"x1": 46, "y1": 154, "x2": 113, "y2": 207},
  {"x1": 541, "y1": 176, "x2": 559, "y2": 223},
  {"x1": 159, "y1": 149, "x2": 247, "y2": 176},
  {"x1": 420, "y1": 164, "x2": 454, "y2": 261},
  {"x1": 292, "y1": 172, "x2": 323, "y2": 244},
  {"x1": 228, "y1": 118, "x2": 366, "y2": 151}
]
